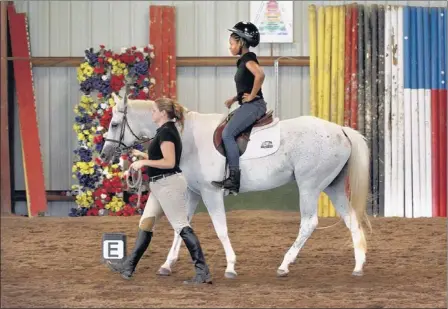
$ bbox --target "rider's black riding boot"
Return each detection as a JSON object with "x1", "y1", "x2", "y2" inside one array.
[
  {"x1": 211, "y1": 167, "x2": 241, "y2": 193},
  {"x1": 179, "y1": 226, "x2": 213, "y2": 285},
  {"x1": 106, "y1": 229, "x2": 152, "y2": 280}
]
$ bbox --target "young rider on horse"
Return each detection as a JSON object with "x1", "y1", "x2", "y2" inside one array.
[{"x1": 211, "y1": 21, "x2": 267, "y2": 194}]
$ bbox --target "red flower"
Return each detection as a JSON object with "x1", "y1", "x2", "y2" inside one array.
[
  {"x1": 137, "y1": 75, "x2": 146, "y2": 84},
  {"x1": 94, "y1": 65, "x2": 105, "y2": 74},
  {"x1": 93, "y1": 135, "x2": 103, "y2": 144},
  {"x1": 104, "y1": 51, "x2": 113, "y2": 58},
  {"x1": 110, "y1": 74, "x2": 125, "y2": 92},
  {"x1": 100, "y1": 44, "x2": 105, "y2": 49},
  {"x1": 100, "y1": 108, "x2": 113, "y2": 128},
  {"x1": 134, "y1": 51, "x2": 144, "y2": 61},
  {"x1": 120, "y1": 54, "x2": 136, "y2": 65},
  {"x1": 98, "y1": 57, "x2": 104, "y2": 64},
  {"x1": 87, "y1": 207, "x2": 99, "y2": 216},
  {"x1": 95, "y1": 199, "x2": 105, "y2": 208},
  {"x1": 136, "y1": 91, "x2": 148, "y2": 100},
  {"x1": 93, "y1": 188, "x2": 108, "y2": 198}
]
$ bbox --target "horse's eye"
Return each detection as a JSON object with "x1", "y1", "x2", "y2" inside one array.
[{"x1": 111, "y1": 123, "x2": 119, "y2": 128}]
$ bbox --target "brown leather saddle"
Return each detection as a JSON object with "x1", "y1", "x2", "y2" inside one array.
[{"x1": 213, "y1": 109, "x2": 274, "y2": 157}]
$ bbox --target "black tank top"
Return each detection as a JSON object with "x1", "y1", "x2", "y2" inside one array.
[
  {"x1": 234, "y1": 52, "x2": 263, "y2": 105},
  {"x1": 146, "y1": 121, "x2": 182, "y2": 177}
]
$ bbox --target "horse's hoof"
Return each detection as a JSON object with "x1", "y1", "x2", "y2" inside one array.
[
  {"x1": 352, "y1": 270, "x2": 363, "y2": 277},
  {"x1": 157, "y1": 267, "x2": 171, "y2": 276},
  {"x1": 224, "y1": 271, "x2": 237, "y2": 279},
  {"x1": 277, "y1": 269, "x2": 289, "y2": 277}
]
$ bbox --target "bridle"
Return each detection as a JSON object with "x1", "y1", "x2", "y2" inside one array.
[{"x1": 103, "y1": 87, "x2": 153, "y2": 159}]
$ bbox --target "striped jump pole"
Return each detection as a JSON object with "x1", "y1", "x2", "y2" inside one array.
[
  {"x1": 430, "y1": 7, "x2": 439, "y2": 217},
  {"x1": 371, "y1": 4, "x2": 379, "y2": 215},
  {"x1": 403, "y1": 6, "x2": 413, "y2": 217},
  {"x1": 411, "y1": 7, "x2": 422, "y2": 217},
  {"x1": 317, "y1": 6, "x2": 325, "y2": 217},
  {"x1": 322, "y1": 6, "x2": 332, "y2": 217},
  {"x1": 417, "y1": 7, "x2": 428, "y2": 217},
  {"x1": 423, "y1": 7, "x2": 432, "y2": 217},
  {"x1": 377, "y1": 5, "x2": 385, "y2": 216},
  {"x1": 384, "y1": 5, "x2": 392, "y2": 216},
  {"x1": 344, "y1": 4, "x2": 352, "y2": 127},
  {"x1": 309, "y1": 5, "x2": 318, "y2": 118},
  {"x1": 356, "y1": 5, "x2": 363, "y2": 134},
  {"x1": 397, "y1": 5, "x2": 405, "y2": 218},
  {"x1": 337, "y1": 6, "x2": 345, "y2": 127},
  {"x1": 438, "y1": 7, "x2": 447, "y2": 217}
]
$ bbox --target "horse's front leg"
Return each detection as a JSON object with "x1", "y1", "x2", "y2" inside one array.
[
  {"x1": 201, "y1": 188, "x2": 237, "y2": 279},
  {"x1": 157, "y1": 187, "x2": 201, "y2": 276}
]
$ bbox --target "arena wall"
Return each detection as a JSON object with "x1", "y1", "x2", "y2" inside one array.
[{"x1": 10, "y1": 0, "x2": 446, "y2": 216}]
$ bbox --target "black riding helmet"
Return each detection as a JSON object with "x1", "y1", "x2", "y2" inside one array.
[{"x1": 228, "y1": 21, "x2": 260, "y2": 48}]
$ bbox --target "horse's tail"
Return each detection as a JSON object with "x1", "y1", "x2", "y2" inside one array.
[{"x1": 341, "y1": 126, "x2": 372, "y2": 249}]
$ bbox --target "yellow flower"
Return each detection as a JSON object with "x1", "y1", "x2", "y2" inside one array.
[{"x1": 77, "y1": 133, "x2": 85, "y2": 140}]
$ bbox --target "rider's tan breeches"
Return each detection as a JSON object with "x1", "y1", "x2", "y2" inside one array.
[{"x1": 139, "y1": 173, "x2": 190, "y2": 234}]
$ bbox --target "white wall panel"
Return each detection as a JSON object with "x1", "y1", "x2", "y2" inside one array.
[{"x1": 10, "y1": 0, "x2": 446, "y2": 214}]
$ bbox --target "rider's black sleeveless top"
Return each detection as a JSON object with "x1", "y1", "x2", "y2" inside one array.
[
  {"x1": 234, "y1": 51, "x2": 264, "y2": 105},
  {"x1": 146, "y1": 121, "x2": 182, "y2": 177}
]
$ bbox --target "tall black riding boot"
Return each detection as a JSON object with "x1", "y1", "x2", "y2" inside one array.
[
  {"x1": 179, "y1": 226, "x2": 213, "y2": 285},
  {"x1": 106, "y1": 229, "x2": 152, "y2": 280},
  {"x1": 211, "y1": 167, "x2": 241, "y2": 193}
]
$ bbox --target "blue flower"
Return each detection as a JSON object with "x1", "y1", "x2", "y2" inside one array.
[
  {"x1": 84, "y1": 48, "x2": 98, "y2": 66},
  {"x1": 134, "y1": 61, "x2": 148, "y2": 75},
  {"x1": 80, "y1": 78, "x2": 94, "y2": 94}
]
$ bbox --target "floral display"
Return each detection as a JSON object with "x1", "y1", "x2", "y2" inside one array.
[{"x1": 69, "y1": 45, "x2": 155, "y2": 217}]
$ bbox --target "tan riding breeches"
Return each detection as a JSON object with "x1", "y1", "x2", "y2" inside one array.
[{"x1": 139, "y1": 173, "x2": 191, "y2": 234}]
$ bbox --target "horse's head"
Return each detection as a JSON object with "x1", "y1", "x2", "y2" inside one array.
[{"x1": 99, "y1": 92, "x2": 158, "y2": 163}]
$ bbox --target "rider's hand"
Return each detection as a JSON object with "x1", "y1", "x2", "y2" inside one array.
[
  {"x1": 242, "y1": 93, "x2": 256, "y2": 103},
  {"x1": 224, "y1": 98, "x2": 234, "y2": 109},
  {"x1": 129, "y1": 160, "x2": 146, "y2": 171}
]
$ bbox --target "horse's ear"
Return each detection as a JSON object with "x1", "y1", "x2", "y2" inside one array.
[{"x1": 111, "y1": 92, "x2": 124, "y2": 107}]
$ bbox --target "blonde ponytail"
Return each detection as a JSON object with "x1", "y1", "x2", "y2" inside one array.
[
  {"x1": 154, "y1": 97, "x2": 186, "y2": 131},
  {"x1": 172, "y1": 101, "x2": 185, "y2": 129}
]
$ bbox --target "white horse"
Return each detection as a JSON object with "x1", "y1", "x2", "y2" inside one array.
[{"x1": 100, "y1": 93, "x2": 371, "y2": 279}]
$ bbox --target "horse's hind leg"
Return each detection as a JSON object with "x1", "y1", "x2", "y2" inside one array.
[
  {"x1": 277, "y1": 188, "x2": 320, "y2": 277},
  {"x1": 324, "y1": 166, "x2": 367, "y2": 276}
]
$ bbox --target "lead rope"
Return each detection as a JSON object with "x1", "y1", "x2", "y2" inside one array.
[{"x1": 126, "y1": 167, "x2": 144, "y2": 210}]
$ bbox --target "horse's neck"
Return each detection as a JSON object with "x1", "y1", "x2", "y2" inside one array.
[{"x1": 180, "y1": 110, "x2": 225, "y2": 154}]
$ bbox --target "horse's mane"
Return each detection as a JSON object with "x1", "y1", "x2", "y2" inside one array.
[
  {"x1": 112, "y1": 96, "x2": 190, "y2": 114},
  {"x1": 127, "y1": 98, "x2": 155, "y2": 109}
]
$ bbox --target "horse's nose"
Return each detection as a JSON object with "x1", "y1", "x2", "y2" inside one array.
[{"x1": 100, "y1": 153, "x2": 106, "y2": 160}]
